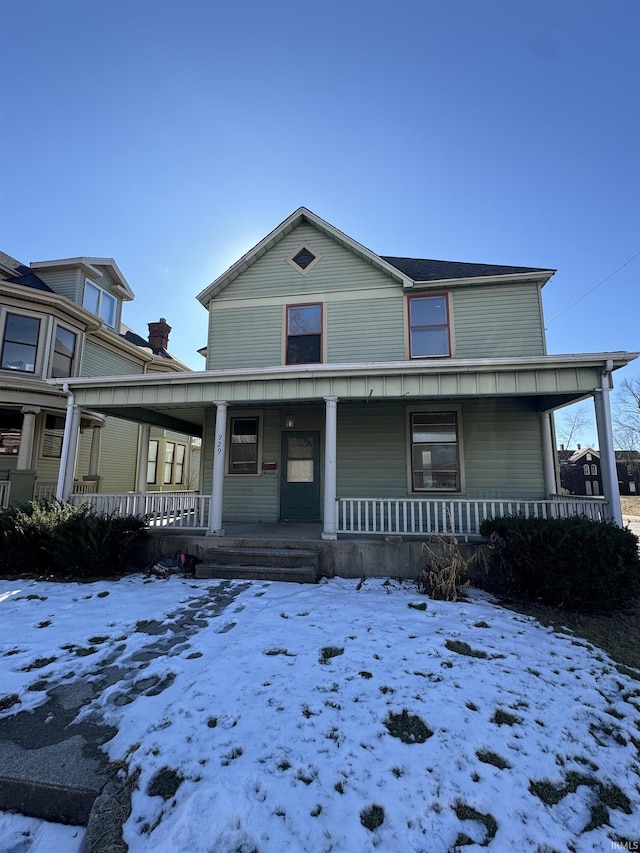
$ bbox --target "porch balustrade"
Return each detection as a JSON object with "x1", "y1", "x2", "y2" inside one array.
[
  {"x1": 34, "y1": 481, "x2": 99, "y2": 501},
  {"x1": 336, "y1": 496, "x2": 608, "y2": 537},
  {"x1": 68, "y1": 491, "x2": 210, "y2": 529},
  {"x1": 61, "y1": 492, "x2": 609, "y2": 537}
]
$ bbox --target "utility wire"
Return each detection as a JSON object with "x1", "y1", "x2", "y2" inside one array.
[{"x1": 547, "y1": 249, "x2": 640, "y2": 323}]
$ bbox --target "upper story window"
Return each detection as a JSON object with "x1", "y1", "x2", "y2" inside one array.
[
  {"x1": 51, "y1": 325, "x2": 77, "y2": 378},
  {"x1": 1, "y1": 313, "x2": 41, "y2": 373},
  {"x1": 408, "y1": 294, "x2": 450, "y2": 358},
  {"x1": 583, "y1": 464, "x2": 590, "y2": 475},
  {"x1": 286, "y1": 303, "x2": 322, "y2": 364},
  {"x1": 83, "y1": 279, "x2": 116, "y2": 327}
]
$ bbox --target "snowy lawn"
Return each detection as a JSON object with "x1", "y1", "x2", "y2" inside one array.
[{"x1": 0, "y1": 575, "x2": 639, "y2": 852}]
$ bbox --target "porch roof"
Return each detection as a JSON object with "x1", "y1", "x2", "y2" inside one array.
[{"x1": 48, "y1": 352, "x2": 637, "y2": 436}]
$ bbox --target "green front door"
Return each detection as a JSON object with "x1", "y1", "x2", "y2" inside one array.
[{"x1": 280, "y1": 431, "x2": 321, "y2": 521}]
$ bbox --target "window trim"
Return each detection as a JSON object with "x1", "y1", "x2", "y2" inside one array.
[
  {"x1": 83, "y1": 278, "x2": 117, "y2": 327},
  {"x1": 163, "y1": 441, "x2": 175, "y2": 485},
  {"x1": 0, "y1": 309, "x2": 43, "y2": 375},
  {"x1": 147, "y1": 439, "x2": 159, "y2": 485},
  {"x1": 405, "y1": 404, "x2": 465, "y2": 494},
  {"x1": 50, "y1": 321, "x2": 79, "y2": 379},
  {"x1": 225, "y1": 410, "x2": 263, "y2": 476},
  {"x1": 407, "y1": 293, "x2": 451, "y2": 359},
  {"x1": 284, "y1": 302, "x2": 324, "y2": 365},
  {"x1": 286, "y1": 243, "x2": 321, "y2": 276}
]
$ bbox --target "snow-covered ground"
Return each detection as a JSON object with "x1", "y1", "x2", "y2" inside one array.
[{"x1": 0, "y1": 575, "x2": 638, "y2": 852}]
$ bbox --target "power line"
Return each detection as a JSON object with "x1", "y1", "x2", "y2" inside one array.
[{"x1": 547, "y1": 249, "x2": 640, "y2": 323}]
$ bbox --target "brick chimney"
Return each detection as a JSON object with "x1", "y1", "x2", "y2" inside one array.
[{"x1": 148, "y1": 318, "x2": 171, "y2": 350}]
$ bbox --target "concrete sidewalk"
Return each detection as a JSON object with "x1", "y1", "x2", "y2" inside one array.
[{"x1": 0, "y1": 580, "x2": 248, "y2": 851}]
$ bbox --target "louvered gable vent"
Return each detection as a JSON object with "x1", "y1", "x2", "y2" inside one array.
[{"x1": 292, "y1": 247, "x2": 316, "y2": 270}]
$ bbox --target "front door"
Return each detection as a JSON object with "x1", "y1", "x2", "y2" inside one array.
[{"x1": 280, "y1": 431, "x2": 321, "y2": 521}]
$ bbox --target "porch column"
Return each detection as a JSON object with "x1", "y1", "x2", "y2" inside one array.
[
  {"x1": 593, "y1": 362, "x2": 622, "y2": 526},
  {"x1": 540, "y1": 411, "x2": 557, "y2": 497},
  {"x1": 136, "y1": 424, "x2": 151, "y2": 493},
  {"x1": 88, "y1": 420, "x2": 104, "y2": 478},
  {"x1": 17, "y1": 407, "x2": 40, "y2": 470},
  {"x1": 208, "y1": 401, "x2": 227, "y2": 536},
  {"x1": 322, "y1": 396, "x2": 338, "y2": 540},
  {"x1": 61, "y1": 406, "x2": 82, "y2": 500}
]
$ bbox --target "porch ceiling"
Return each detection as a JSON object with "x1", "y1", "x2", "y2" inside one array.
[{"x1": 52, "y1": 352, "x2": 637, "y2": 431}]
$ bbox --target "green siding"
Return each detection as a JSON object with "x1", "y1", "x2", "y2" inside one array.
[
  {"x1": 208, "y1": 306, "x2": 282, "y2": 369},
  {"x1": 453, "y1": 284, "x2": 545, "y2": 357},
  {"x1": 336, "y1": 404, "x2": 407, "y2": 496},
  {"x1": 88, "y1": 417, "x2": 138, "y2": 492},
  {"x1": 327, "y1": 298, "x2": 405, "y2": 362},
  {"x1": 81, "y1": 341, "x2": 141, "y2": 377},
  {"x1": 462, "y1": 398, "x2": 544, "y2": 497},
  {"x1": 35, "y1": 269, "x2": 80, "y2": 303}
]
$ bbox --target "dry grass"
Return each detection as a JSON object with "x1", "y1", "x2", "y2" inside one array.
[
  {"x1": 503, "y1": 597, "x2": 640, "y2": 672},
  {"x1": 621, "y1": 495, "x2": 640, "y2": 517}
]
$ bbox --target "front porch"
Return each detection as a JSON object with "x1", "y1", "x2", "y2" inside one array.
[{"x1": 69, "y1": 490, "x2": 608, "y2": 538}]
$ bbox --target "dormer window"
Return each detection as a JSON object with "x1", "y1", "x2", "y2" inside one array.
[
  {"x1": 287, "y1": 245, "x2": 320, "y2": 276},
  {"x1": 83, "y1": 279, "x2": 116, "y2": 327}
]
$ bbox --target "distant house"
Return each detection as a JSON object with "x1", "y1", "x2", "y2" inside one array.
[
  {"x1": 0, "y1": 252, "x2": 198, "y2": 506},
  {"x1": 616, "y1": 450, "x2": 640, "y2": 496},
  {"x1": 558, "y1": 446, "x2": 602, "y2": 496},
  {"x1": 39, "y1": 208, "x2": 638, "y2": 537}
]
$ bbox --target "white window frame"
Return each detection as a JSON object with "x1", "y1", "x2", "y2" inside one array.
[{"x1": 83, "y1": 279, "x2": 117, "y2": 327}]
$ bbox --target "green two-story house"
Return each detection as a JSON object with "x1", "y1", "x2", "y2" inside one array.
[
  {"x1": 51, "y1": 208, "x2": 637, "y2": 538},
  {"x1": 0, "y1": 252, "x2": 196, "y2": 506}
]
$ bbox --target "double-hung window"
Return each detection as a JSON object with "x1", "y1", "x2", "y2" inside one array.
[
  {"x1": 1, "y1": 313, "x2": 40, "y2": 373},
  {"x1": 164, "y1": 442, "x2": 175, "y2": 485},
  {"x1": 229, "y1": 417, "x2": 258, "y2": 474},
  {"x1": 286, "y1": 303, "x2": 322, "y2": 364},
  {"x1": 408, "y1": 295, "x2": 450, "y2": 358},
  {"x1": 51, "y1": 326, "x2": 77, "y2": 378},
  {"x1": 83, "y1": 279, "x2": 116, "y2": 327},
  {"x1": 147, "y1": 440, "x2": 159, "y2": 485},
  {"x1": 410, "y1": 412, "x2": 459, "y2": 491}
]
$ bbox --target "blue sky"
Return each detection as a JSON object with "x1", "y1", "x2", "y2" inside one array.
[{"x1": 1, "y1": 0, "x2": 638, "y2": 419}]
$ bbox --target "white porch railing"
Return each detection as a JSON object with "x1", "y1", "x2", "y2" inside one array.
[
  {"x1": 68, "y1": 492, "x2": 211, "y2": 530},
  {"x1": 0, "y1": 480, "x2": 10, "y2": 508},
  {"x1": 336, "y1": 496, "x2": 608, "y2": 537},
  {"x1": 34, "y1": 481, "x2": 99, "y2": 501}
]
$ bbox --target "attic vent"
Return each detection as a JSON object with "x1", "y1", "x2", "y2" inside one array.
[{"x1": 292, "y1": 247, "x2": 316, "y2": 270}]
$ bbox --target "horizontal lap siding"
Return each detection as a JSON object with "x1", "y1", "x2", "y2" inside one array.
[
  {"x1": 453, "y1": 284, "x2": 544, "y2": 357},
  {"x1": 337, "y1": 404, "x2": 407, "y2": 497},
  {"x1": 76, "y1": 416, "x2": 138, "y2": 492},
  {"x1": 328, "y1": 298, "x2": 404, "y2": 362},
  {"x1": 462, "y1": 398, "x2": 544, "y2": 497},
  {"x1": 209, "y1": 224, "x2": 402, "y2": 369},
  {"x1": 208, "y1": 305, "x2": 281, "y2": 369},
  {"x1": 35, "y1": 269, "x2": 80, "y2": 302},
  {"x1": 203, "y1": 408, "x2": 280, "y2": 522},
  {"x1": 81, "y1": 342, "x2": 142, "y2": 376}
]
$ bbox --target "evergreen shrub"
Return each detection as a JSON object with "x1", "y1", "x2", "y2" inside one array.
[
  {"x1": 478, "y1": 515, "x2": 640, "y2": 613},
  {"x1": 0, "y1": 500, "x2": 149, "y2": 578}
]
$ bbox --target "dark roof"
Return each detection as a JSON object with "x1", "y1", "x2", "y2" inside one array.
[
  {"x1": 0, "y1": 250, "x2": 55, "y2": 292},
  {"x1": 121, "y1": 329, "x2": 172, "y2": 359},
  {"x1": 381, "y1": 256, "x2": 552, "y2": 282}
]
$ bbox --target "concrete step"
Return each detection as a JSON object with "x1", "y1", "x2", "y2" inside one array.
[
  {"x1": 203, "y1": 546, "x2": 318, "y2": 570},
  {"x1": 196, "y1": 562, "x2": 317, "y2": 584}
]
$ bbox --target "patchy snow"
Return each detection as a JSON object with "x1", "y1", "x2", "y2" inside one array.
[{"x1": 0, "y1": 575, "x2": 638, "y2": 852}]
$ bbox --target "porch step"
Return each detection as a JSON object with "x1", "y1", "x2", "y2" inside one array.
[{"x1": 196, "y1": 546, "x2": 319, "y2": 584}]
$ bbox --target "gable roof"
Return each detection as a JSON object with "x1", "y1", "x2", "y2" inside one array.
[
  {"x1": 30, "y1": 257, "x2": 135, "y2": 300},
  {"x1": 197, "y1": 207, "x2": 555, "y2": 305},
  {"x1": 0, "y1": 250, "x2": 55, "y2": 292},
  {"x1": 381, "y1": 256, "x2": 554, "y2": 284},
  {"x1": 196, "y1": 207, "x2": 413, "y2": 305}
]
